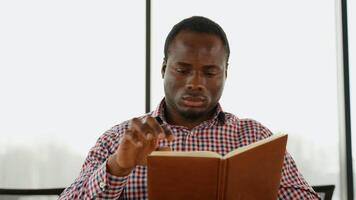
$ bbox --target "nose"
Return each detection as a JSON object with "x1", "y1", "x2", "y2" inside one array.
[{"x1": 186, "y1": 71, "x2": 204, "y2": 91}]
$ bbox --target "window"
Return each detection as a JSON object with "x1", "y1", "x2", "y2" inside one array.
[
  {"x1": 0, "y1": 0, "x2": 145, "y2": 189},
  {"x1": 151, "y1": 0, "x2": 340, "y2": 199}
]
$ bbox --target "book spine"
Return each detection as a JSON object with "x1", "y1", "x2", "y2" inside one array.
[{"x1": 217, "y1": 159, "x2": 227, "y2": 200}]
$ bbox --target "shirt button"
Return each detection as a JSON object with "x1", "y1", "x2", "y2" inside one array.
[{"x1": 99, "y1": 182, "x2": 106, "y2": 190}]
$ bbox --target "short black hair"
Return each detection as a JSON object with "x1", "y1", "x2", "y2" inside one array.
[{"x1": 164, "y1": 16, "x2": 230, "y2": 63}]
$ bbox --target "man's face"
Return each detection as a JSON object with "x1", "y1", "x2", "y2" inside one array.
[{"x1": 162, "y1": 31, "x2": 227, "y2": 120}]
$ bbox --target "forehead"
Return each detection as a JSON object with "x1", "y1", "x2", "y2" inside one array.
[{"x1": 168, "y1": 31, "x2": 226, "y2": 63}]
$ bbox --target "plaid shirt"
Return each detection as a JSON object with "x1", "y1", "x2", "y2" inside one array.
[{"x1": 59, "y1": 100, "x2": 320, "y2": 200}]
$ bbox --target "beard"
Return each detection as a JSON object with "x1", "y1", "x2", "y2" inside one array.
[
  {"x1": 179, "y1": 109, "x2": 206, "y2": 120},
  {"x1": 177, "y1": 105, "x2": 215, "y2": 122}
]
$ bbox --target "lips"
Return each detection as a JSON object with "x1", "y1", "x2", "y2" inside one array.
[{"x1": 181, "y1": 95, "x2": 206, "y2": 107}]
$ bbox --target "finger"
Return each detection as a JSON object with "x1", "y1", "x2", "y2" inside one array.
[
  {"x1": 141, "y1": 123, "x2": 155, "y2": 140},
  {"x1": 143, "y1": 117, "x2": 167, "y2": 150},
  {"x1": 156, "y1": 146, "x2": 172, "y2": 151},
  {"x1": 129, "y1": 119, "x2": 158, "y2": 156},
  {"x1": 124, "y1": 130, "x2": 143, "y2": 147},
  {"x1": 131, "y1": 117, "x2": 161, "y2": 153},
  {"x1": 144, "y1": 116, "x2": 164, "y2": 138},
  {"x1": 162, "y1": 125, "x2": 175, "y2": 141},
  {"x1": 130, "y1": 118, "x2": 154, "y2": 140},
  {"x1": 140, "y1": 122, "x2": 159, "y2": 152},
  {"x1": 129, "y1": 118, "x2": 144, "y2": 131}
]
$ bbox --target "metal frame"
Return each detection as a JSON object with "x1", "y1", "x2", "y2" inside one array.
[
  {"x1": 0, "y1": 188, "x2": 64, "y2": 196},
  {"x1": 145, "y1": 0, "x2": 151, "y2": 113},
  {"x1": 340, "y1": 0, "x2": 353, "y2": 199}
]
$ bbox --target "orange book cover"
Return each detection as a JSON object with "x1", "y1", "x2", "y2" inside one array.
[{"x1": 147, "y1": 133, "x2": 288, "y2": 200}]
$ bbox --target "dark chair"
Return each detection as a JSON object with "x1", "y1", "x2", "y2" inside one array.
[
  {"x1": 0, "y1": 188, "x2": 65, "y2": 199},
  {"x1": 312, "y1": 185, "x2": 335, "y2": 200}
]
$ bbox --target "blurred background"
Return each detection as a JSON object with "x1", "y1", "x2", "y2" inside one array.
[{"x1": 0, "y1": 0, "x2": 355, "y2": 199}]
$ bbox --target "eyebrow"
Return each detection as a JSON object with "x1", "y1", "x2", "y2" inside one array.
[
  {"x1": 176, "y1": 62, "x2": 219, "y2": 69},
  {"x1": 176, "y1": 62, "x2": 191, "y2": 67},
  {"x1": 203, "y1": 65, "x2": 220, "y2": 69}
]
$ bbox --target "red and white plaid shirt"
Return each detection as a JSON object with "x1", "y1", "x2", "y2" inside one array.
[{"x1": 59, "y1": 100, "x2": 320, "y2": 199}]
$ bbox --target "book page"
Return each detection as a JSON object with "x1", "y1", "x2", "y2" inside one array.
[
  {"x1": 150, "y1": 151, "x2": 222, "y2": 158},
  {"x1": 223, "y1": 133, "x2": 287, "y2": 159}
]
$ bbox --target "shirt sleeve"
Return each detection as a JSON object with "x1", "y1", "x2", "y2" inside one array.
[
  {"x1": 256, "y1": 121, "x2": 321, "y2": 200},
  {"x1": 58, "y1": 130, "x2": 129, "y2": 200}
]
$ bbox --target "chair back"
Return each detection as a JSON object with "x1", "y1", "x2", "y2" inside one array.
[
  {"x1": 312, "y1": 185, "x2": 335, "y2": 200},
  {"x1": 0, "y1": 188, "x2": 65, "y2": 199}
]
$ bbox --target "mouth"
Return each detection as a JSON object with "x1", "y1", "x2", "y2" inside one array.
[{"x1": 181, "y1": 95, "x2": 206, "y2": 107}]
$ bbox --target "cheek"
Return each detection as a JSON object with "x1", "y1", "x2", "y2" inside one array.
[
  {"x1": 164, "y1": 75, "x2": 182, "y2": 97},
  {"x1": 164, "y1": 75, "x2": 175, "y2": 91},
  {"x1": 165, "y1": 74, "x2": 185, "y2": 88},
  {"x1": 209, "y1": 79, "x2": 225, "y2": 97}
]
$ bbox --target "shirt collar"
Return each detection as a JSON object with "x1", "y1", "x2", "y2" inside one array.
[{"x1": 151, "y1": 98, "x2": 226, "y2": 126}]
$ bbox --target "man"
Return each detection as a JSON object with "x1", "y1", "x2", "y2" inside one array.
[{"x1": 59, "y1": 16, "x2": 320, "y2": 199}]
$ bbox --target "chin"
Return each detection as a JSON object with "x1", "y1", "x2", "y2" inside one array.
[{"x1": 179, "y1": 108, "x2": 208, "y2": 120}]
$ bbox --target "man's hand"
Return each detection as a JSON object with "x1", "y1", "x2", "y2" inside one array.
[{"x1": 107, "y1": 116, "x2": 174, "y2": 176}]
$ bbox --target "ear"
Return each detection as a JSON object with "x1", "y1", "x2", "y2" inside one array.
[
  {"x1": 225, "y1": 63, "x2": 229, "y2": 78},
  {"x1": 161, "y1": 60, "x2": 167, "y2": 78}
]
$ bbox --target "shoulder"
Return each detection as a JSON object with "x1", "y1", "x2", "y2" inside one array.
[{"x1": 224, "y1": 112, "x2": 273, "y2": 141}]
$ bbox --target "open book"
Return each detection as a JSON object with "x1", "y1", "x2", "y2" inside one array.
[{"x1": 147, "y1": 133, "x2": 288, "y2": 200}]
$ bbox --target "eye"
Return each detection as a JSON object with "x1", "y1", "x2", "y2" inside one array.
[
  {"x1": 205, "y1": 72, "x2": 216, "y2": 76},
  {"x1": 175, "y1": 67, "x2": 189, "y2": 74},
  {"x1": 204, "y1": 70, "x2": 218, "y2": 77},
  {"x1": 203, "y1": 66, "x2": 221, "y2": 77}
]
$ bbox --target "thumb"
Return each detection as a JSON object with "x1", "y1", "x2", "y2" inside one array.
[{"x1": 156, "y1": 146, "x2": 172, "y2": 151}]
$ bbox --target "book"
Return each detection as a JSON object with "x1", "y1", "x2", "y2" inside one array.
[{"x1": 147, "y1": 133, "x2": 288, "y2": 200}]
